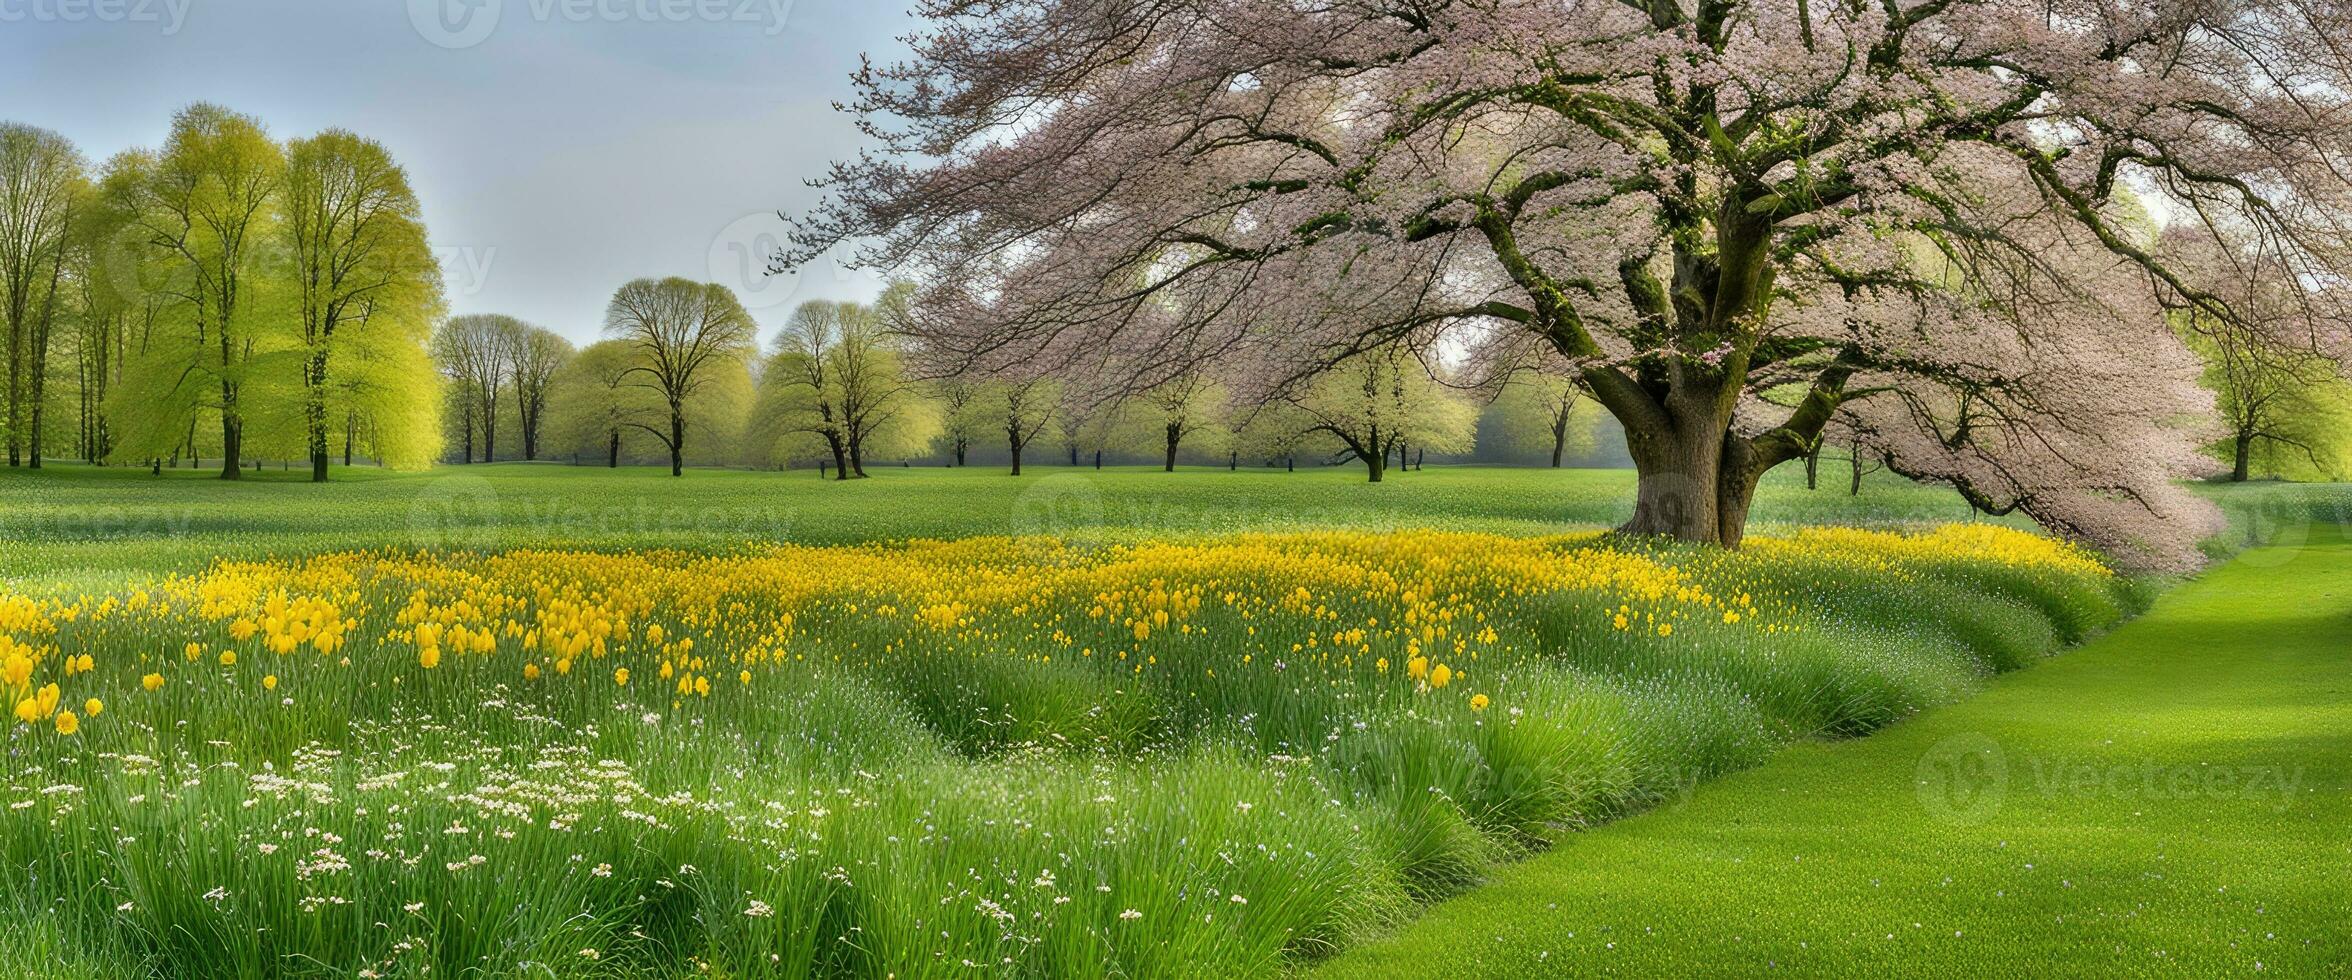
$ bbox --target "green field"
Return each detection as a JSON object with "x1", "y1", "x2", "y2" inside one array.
[
  {"x1": 3, "y1": 462, "x2": 1993, "y2": 584},
  {"x1": 0, "y1": 465, "x2": 2340, "y2": 977}
]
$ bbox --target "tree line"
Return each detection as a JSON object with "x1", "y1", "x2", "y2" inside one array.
[
  {"x1": 437, "y1": 280, "x2": 1609, "y2": 480},
  {"x1": 3, "y1": 106, "x2": 443, "y2": 481}
]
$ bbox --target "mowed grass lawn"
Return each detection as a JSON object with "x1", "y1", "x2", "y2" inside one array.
[{"x1": 1325, "y1": 526, "x2": 2352, "y2": 977}]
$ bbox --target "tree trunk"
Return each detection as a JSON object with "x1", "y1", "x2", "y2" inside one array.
[
  {"x1": 825, "y1": 432, "x2": 850, "y2": 480},
  {"x1": 1164, "y1": 423, "x2": 1180, "y2": 472},
  {"x1": 1851, "y1": 449, "x2": 1864, "y2": 496},
  {"x1": 1093, "y1": 449, "x2": 1101, "y2": 470},
  {"x1": 1550, "y1": 425, "x2": 1567, "y2": 468},
  {"x1": 1009, "y1": 436, "x2": 1025, "y2": 476},
  {"x1": 1805, "y1": 441, "x2": 1821, "y2": 490},
  {"x1": 219, "y1": 390, "x2": 243, "y2": 481},
  {"x1": 849, "y1": 439, "x2": 868, "y2": 479},
  {"x1": 1619, "y1": 400, "x2": 1763, "y2": 548},
  {"x1": 2231, "y1": 431, "x2": 2253, "y2": 482},
  {"x1": 608, "y1": 429, "x2": 621, "y2": 468},
  {"x1": 344, "y1": 416, "x2": 355, "y2": 467},
  {"x1": 668, "y1": 406, "x2": 685, "y2": 476},
  {"x1": 1364, "y1": 449, "x2": 1385, "y2": 482},
  {"x1": 307, "y1": 349, "x2": 332, "y2": 482},
  {"x1": 1069, "y1": 444, "x2": 1079, "y2": 466}
]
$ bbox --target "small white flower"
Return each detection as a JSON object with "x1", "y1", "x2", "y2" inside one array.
[
  {"x1": 1119, "y1": 908, "x2": 1143, "y2": 921},
  {"x1": 745, "y1": 900, "x2": 774, "y2": 918}
]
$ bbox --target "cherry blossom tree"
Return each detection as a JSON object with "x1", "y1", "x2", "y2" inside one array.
[{"x1": 791, "y1": 0, "x2": 2352, "y2": 568}]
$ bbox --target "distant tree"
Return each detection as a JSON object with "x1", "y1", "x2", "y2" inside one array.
[
  {"x1": 283, "y1": 129, "x2": 438, "y2": 481},
  {"x1": 926, "y1": 375, "x2": 988, "y2": 466},
  {"x1": 603, "y1": 277, "x2": 755, "y2": 477},
  {"x1": 1121, "y1": 369, "x2": 1228, "y2": 471},
  {"x1": 2188, "y1": 326, "x2": 2352, "y2": 482},
  {"x1": 2165, "y1": 232, "x2": 2352, "y2": 483},
  {"x1": 432, "y1": 314, "x2": 515, "y2": 463},
  {"x1": 546, "y1": 339, "x2": 651, "y2": 467},
  {"x1": 1486, "y1": 374, "x2": 1600, "y2": 468},
  {"x1": 0, "y1": 123, "x2": 87, "y2": 468},
  {"x1": 1285, "y1": 349, "x2": 1475, "y2": 482},
  {"x1": 994, "y1": 376, "x2": 1058, "y2": 476},
  {"x1": 1051, "y1": 388, "x2": 1112, "y2": 468},
  {"x1": 504, "y1": 322, "x2": 571, "y2": 462},
  {"x1": 1230, "y1": 400, "x2": 1312, "y2": 471},
  {"x1": 325, "y1": 292, "x2": 442, "y2": 470},
  {"x1": 759, "y1": 298, "x2": 936, "y2": 479}
]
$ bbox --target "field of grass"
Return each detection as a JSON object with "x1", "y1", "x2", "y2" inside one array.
[
  {"x1": 0, "y1": 462, "x2": 1995, "y2": 585},
  {"x1": 1325, "y1": 525, "x2": 2352, "y2": 977},
  {"x1": 0, "y1": 465, "x2": 2156, "y2": 977}
]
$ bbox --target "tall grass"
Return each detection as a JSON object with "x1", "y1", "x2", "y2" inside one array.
[{"x1": 0, "y1": 525, "x2": 2131, "y2": 977}]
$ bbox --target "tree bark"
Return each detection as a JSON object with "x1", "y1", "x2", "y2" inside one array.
[
  {"x1": 608, "y1": 429, "x2": 621, "y2": 468},
  {"x1": 307, "y1": 348, "x2": 332, "y2": 482},
  {"x1": 668, "y1": 405, "x2": 685, "y2": 476},
  {"x1": 2231, "y1": 431, "x2": 2254, "y2": 482},
  {"x1": 824, "y1": 431, "x2": 850, "y2": 480},
  {"x1": 219, "y1": 383, "x2": 243, "y2": 481},
  {"x1": 1617, "y1": 385, "x2": 1756, "y2": 546},
  {"x1": 1164, "y1": 423, "x2": 1181, "y2": 471}
]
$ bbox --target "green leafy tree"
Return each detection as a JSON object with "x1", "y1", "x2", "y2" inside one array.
[
  {"x1": 1484, "y1": 374, "x2": 1601, "y2": 468},
  {"x1": 503, "y1": 321, "x2": 570, "y2": 461},
  {"x1": 1111, "y1": 370, "x2": 1229, "y2": 471},
  {"x1": 283, "y1": 129, "x2": 439, "y2": 480},
  {"x1": 603, "y1": 277, "x2": 756, "y2": 476},
  {"x1": 756, "y1": 298, "x2": 939, "y2": 479},
  {"x1": 2191, "y1": 327, "x2": 2352, "y2": 481},
  {"x1": 114, "y1": 104, "x2": 284, "y2": 478},
  {"x1": 547, "y1": 339, "x2": 657, "y2": 466},
  {"x1": 0, "y1": 122, "x2": 89, "y2": 468},
  {"x1": 1284, "y1": 349, "x2": 1476, "y2": 482},
  {"x1": 432, "y1": 314, "x2": 515, "y2": 463}
]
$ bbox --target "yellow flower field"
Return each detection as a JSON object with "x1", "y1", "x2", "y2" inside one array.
[{"x1": 1, "y1": 525, "x2": 2131, "y2": 977}]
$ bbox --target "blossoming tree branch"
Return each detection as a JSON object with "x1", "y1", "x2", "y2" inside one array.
[{"x1": 789, "y1": 0, "x2": 2352, "y2": 569}]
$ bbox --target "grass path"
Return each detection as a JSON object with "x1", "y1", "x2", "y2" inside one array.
[{"x1": 1321, "y1": 527, "x2": 2352, "y2": 977}]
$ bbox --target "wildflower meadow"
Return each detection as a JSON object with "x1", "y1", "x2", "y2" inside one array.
[{"x1": 1, "y1": 470, "x2": 2146, "y2": 976}]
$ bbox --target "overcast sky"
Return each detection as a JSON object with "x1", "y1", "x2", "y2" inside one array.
[{"x1": 0, "y1": 0, "x2": 918, "y2": 344}]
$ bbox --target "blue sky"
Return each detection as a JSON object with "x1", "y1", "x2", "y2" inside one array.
[{"x1": 0, "y1": 0, "x2": 918, "y2": 343}]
